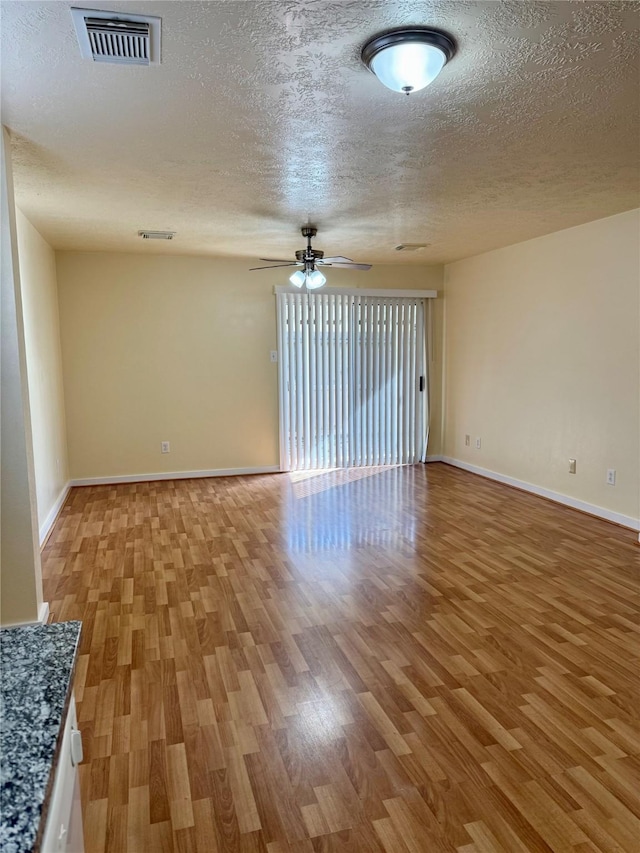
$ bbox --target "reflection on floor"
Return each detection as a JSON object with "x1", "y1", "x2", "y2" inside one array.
[
  {"x1": 42, "y1": 463, "x2": 640, "y2": 852},
  {"x1": 288, "y1": 465, "x2": 400, "y2": 496},
  {"x1": 286, "y1": 465, "x2": 415, "y2": 552}
]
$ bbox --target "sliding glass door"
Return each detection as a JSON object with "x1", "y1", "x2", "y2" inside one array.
[{"x1": 277, "y1": 291, "x2": 428, "y2": 471}]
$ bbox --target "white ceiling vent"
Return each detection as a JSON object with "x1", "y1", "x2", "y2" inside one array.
[
  {"x1": 138, "y1": 230, "x2": 175, "y2": 240},
  {"x1": 71, "y1": 8, "x2": 161, "y2": 65}
]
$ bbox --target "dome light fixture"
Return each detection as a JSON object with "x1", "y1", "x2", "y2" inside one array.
[{"x1": 361, "y1": 27, "x2": 455, "y2": 95}]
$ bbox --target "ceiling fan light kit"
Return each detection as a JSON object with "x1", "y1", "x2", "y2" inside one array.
[
  {"x1": 306, "y1": 269, "x2": 327, "y2": 289},
  {"x1": 361, "y1": 27, "x2": 455, "y2": 94},
  {"x1": 289, "y1": 270, "x2": 306, "y2": 287},
  {"x1": 289, "y1": 269, "x2": 327, "y2": 289}
]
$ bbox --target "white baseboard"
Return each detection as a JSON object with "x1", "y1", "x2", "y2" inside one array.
[
  {"x1": 38, "y1": 602, "x2": 50, "y2": 624},
  {"x1": 70, "y1": 465, "x2": 281, "y2": 487},
  {"x1": 425, "y1": 455, "x2": 444, "y2": 463},
  {"x1": 39, "y1": 482, "x2": 71, "y2": 547},
  {"x1": 440, "y1": 456, "x2": 639, "y2": 531}
]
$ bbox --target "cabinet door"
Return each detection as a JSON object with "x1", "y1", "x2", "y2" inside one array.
[{"x1": 40, "y1": 696, "x2": 85, "y2": 853}]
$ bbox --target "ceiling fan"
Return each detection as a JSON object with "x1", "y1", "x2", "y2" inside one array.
[{"x1": 250, "y1": 227, "x2": 372, "y2": 289}]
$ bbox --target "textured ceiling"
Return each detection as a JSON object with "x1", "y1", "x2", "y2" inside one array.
[{"x1": 1, "y1": 1, "x2": 639, "y2": 264}]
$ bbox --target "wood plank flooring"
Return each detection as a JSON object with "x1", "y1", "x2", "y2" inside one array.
[{"x1": 42, "y1": 463, "x2": 640, "y2": 852}]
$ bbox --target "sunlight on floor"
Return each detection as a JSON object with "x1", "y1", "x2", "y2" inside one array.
[
  {"x1": 288, "y1": 465, "x2": 401, "y2": 498},
  {"x1": 284, "y1": 465, "x2": 417, "y2": 552}
]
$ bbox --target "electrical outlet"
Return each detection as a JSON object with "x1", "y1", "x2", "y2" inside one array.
[
  {"x1": 475, "y1": 437, "x2": 481, "y2": 449},
  {"x1": 161, "y1": 441, "x2": 170, "y2": 454},
  {"x1": 465, "y1": 434, "x2": 470, "y2": 446},
  {"x1": 569, "y1": 458, "x2": 576, "y2": 474},
  {"x1": 270, "y1": 351, "x2": 278, "y2": 363},
  {"x1": 606, "y1": 468, "x2": 616, "y2": 485}
]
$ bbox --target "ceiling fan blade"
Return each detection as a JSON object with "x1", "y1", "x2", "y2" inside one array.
[
  {"x1": 259, "y1": 258, "x2": 296, "y2": 263},
  {"x1": 324, "y1": 262, "x2": 372, "y2": 270},
  {"x1": 318, "y1": 256, "x2": 353, "y2": 264},
  {"x1": 249, "y1": 263, "x2": 299, "y2": 271}
]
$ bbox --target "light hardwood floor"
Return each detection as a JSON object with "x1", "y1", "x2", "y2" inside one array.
[{"x1": 42, "y1": 463, "x2": 640, "y2": 852}]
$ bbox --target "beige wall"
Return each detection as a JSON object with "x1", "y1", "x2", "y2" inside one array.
[
  {"x1": 17, "y1": 210, "x2": 69, "y2": 537},
  {"x1": 1, "y1": 127, "x2": 43, "y2": 625},
  {"x1": 443, "y1": 209, "x2": 639, "y2": 524},
  {"x1": 56, "y1": 253, "x2": 443, "y2": 480},
  {"x1": 426, "y1": 290, "x2": 445, "y2": 458}
]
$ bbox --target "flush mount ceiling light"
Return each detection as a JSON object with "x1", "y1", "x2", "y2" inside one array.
[{"x1": 361, "y1": 27, "x2": 455, "y2": 95}]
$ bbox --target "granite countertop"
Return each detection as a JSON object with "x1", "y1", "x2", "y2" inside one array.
[{"x1": 0, "y1": 621, "x2": 82, "y2": 853}]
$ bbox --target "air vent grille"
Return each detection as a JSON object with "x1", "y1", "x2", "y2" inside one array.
[
  {"x1": 138, "y1": 230, "x2": 175, "y2": 240},
  {"x1": 86, "y1": 18, "x2": 149, "y2": 64},
  {"x1": 395, "y1": 243, "x2": 430, "y2": 252},
  {"x1": 71, "y1": 8, "x2": 161, "y2": 65}
]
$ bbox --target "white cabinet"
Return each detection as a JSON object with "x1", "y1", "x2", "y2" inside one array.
[{"x1": 40, "y1": 696, "x2": 84, "y2": 853}]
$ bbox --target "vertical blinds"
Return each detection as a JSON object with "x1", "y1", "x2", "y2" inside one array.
[{"x1": 277, "y1": 291, "x2": 428, "y2": 471}]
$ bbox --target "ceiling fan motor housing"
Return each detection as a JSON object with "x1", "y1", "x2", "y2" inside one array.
[{"x1": 295, "y1": 249, "x2": 324, "y2": 262}]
